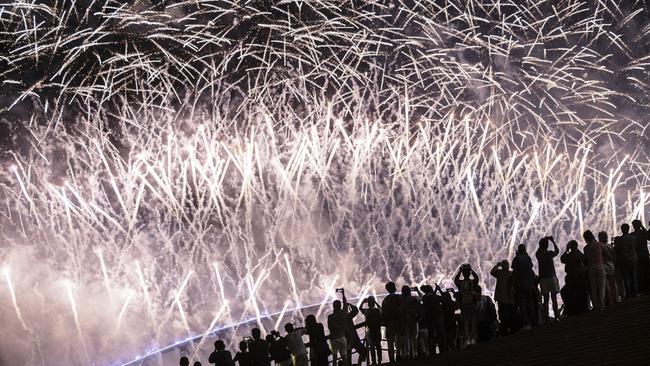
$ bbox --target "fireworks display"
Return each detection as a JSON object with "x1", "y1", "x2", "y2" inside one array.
[{"x1": 0, "y1": 0, "x2": 649, "y2": 365}]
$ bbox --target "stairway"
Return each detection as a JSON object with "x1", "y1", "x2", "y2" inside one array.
[{"x1": 404, "y1": 295, "x2": 650, "y2": 366}]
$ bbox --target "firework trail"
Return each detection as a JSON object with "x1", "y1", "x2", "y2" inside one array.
[{"x1": 0, "y1": 0, "x2": 648, "y2": 365}]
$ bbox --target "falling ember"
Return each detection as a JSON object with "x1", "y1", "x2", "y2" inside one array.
[
  {"x1": 4, "y1": 268, "x2": 27, "y2": 330},
  {"x1": 96, "y1": 248, "x2": 113, "y2": 305},
  {"x1": 65, "y1": 281, "x2": 90, "y2": 365},
  {"x1": 115, "y1": 290, "x2": 134, "y2": 334}
]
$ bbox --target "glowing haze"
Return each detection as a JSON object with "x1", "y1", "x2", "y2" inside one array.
[{"x1": 0, "y1": 1, "x2": 648, "y2": 365}]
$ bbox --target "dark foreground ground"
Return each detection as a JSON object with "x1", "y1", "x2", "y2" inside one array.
[{"x1": 401, "y1": 295, "x2": 650, "y2": 366}]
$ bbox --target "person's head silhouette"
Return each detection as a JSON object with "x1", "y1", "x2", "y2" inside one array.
[
  {"x1": 251, "y1": 328, "x2": 261, "y2": 340},
  {"x1": 239, "y1": 340, "x2": 248, "y2": 352},
  {"x1": 583, "y1": 230, "x2": 595, "y2": 243},
  {"x1": 539, "y1": 237, "x2": 549, "y2": 250},
  {"x1": 265, "y1": 334, "x2": 275, "y2": 343},
  {"x1": 632, "y1": 219, "x2": 643, "y2": 231},
  {"x1": 367, "y1": 295, "x2": 377, "y2": 307},
  {"x1": 500, "y1": 259, "x2": 510, "y2": 270},
  {"x1": 385, "y1": 281, "x2": 396, "y2": 294},
  {"x1": 401, "y1": 285, "x2": 411, "y2": 296},
  {"x1": 180, "y1": 356, "x2": 190, "y2": 366},
  {"x1": 567, "y1": 240, "x2": 578, "y2": 252},
  {"x1": 305, "y1": 314, "x2": 317, "y2": 327},
  {"x1": 421, "y1": 285, "x2": 433, "y2": 294},
  {"x1": 621, "y1": 223, "x2": 630, "y2": 235},
  {"x1": 194, "y1": 362, "x2": 203, "y2": 366},
  {"x1": 517, "y1": 244, "x2": 527, "y2": 255},
  {"x1": 284, "y1": 322, "x2": 294, "y2": 333},
  {"x1": 214, "y1": 340, "x2": 226, "y2": 350},
  {"x1": 598, "y1": 231, "x2": 608, "y2": 244},
  {"x1": 333, "y1": 300, "x2": 342, "y2": 311}
]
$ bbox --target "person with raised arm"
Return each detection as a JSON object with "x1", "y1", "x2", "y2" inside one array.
[
  {"x1": 284, "y1": 323, "x2": 308, "y2": 366},
  {"x1": 560, "y1": 240, "x2": 588, "y2": 316},
  {"x1": 267, "y1": 331, "x2": 292, "y2": 366},
  {"x1": 536, "y1": 236, "x2": 561, "y2": 321},
  {"x1": 490, "y1": 259, "x2": 515, "y2": 334},
  {"x1": 454, "y1": 263, "x2": 480, "y2": 346},
  {"x1": 339, "y1": 288, "x2": 366, "y2": 366},
  {"x1": 328, "y1": 290, "x2": 349, "y2": 366},
  {"x1": 359, "y1": 296, "x2": 382, "y2": 365},
  {"x1": 233, "y1": 340, "x2": 253, "y2": 366},
  {"x1": 209, "y1": 340, "x2": 236, "y2": 366},
  {"x1": 248, "y1": 329, "x2": 271, "y2": 366}
]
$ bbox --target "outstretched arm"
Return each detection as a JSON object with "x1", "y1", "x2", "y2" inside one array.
[
  {"x1": 551, "y1": 238, "x2": 559, "y2": 256},
  {"x1": 348, "y1": 303, "x2": 359, "y2": 318},
  {"x1": 359, "y1": 298, "x2": 368, "y2": 312},
  {"x1": 490, "y1": 263, "x2": 500, "y2": 277}
]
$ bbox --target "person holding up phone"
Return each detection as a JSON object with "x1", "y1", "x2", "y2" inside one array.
[
  {"x1": 328, "y1": 290, "x2": 349, "y2": 366},
  {"x1": 359, "y1": 296, "x2": 382, "y2": 365},
  {"x1": 454, "y1": 263, "x2": 480, "y2": 346},
  {"x1": 536, "y1": 236, "x2": 561, "y2": 321}
]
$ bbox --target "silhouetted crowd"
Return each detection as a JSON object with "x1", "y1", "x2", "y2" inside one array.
[{"x1": 180, "y1": 219, "x2": 650, "y2": 366}]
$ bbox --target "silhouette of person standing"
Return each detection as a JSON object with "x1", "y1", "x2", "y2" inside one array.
[
  {"x1": 284, "y1": 323, "x2": 308, "y2": 366},
  {"x1": 328, "y1": 298, "x2": 349, "y2": 366},
  {"x1": 598, "y1": 231, "x2": 618, "y2": 305},
  {"x1": 234, "y1": 341, "x2": 253, "y2": 366},
  {"x1": 583, "y1": 230, "x2": 612, "y2": 311},
  {"x1": 536, "y1": 236, "x2": 561, "y2": 321},
  {"x1": 381, "y1": 281, "x2": 401, "y2": 363},
  {"x1": 305, "y1": 314, "x2": 330, "y2": 366},
  {"x1": 631, "y1": 220, "x2": 650, "y2": 293},
  {"x1": 181, "y1": 357, "x2": 190, "y2": 366},
  {"x1": 360, "y1": 296, "x2": 383, "y2": 365},
  {"x1": 413, "y1": 286, "x2": 430, "y2": 357},
  {"x1": 248, "y1": 328, "x2": 271, "y2": 366},
  {"x1": 454, "y1": 263, "x2": 480, "y2": 345},
  {"x1": 209, "y1": 340, "x2": 235, "y2": 366},
  {"x1": 420, "y1": 284, "x2": 446, "y2": 354},
  {"x1": 266, "y1": 332, "x2": 292, "y2": 366},
  {"x1": 340, "y1": 289, "x2": 366, "y2": 366},
  {"x1": 441, "y1": 290, "x2": 459, "y2": 351},
  {"x1": 512, "y1": 244, "x2": 536, "y2": 328},
  {"x1": 399, "y1": 285, "x2": 419, "y2": 358},
  {"x1": 490, "y1": 260, "x2": 515, "y2": 334},
  {"x1": 614, "y1": 224, "x2": 638, "y2": 298},
  {"x1": 560, "y1": 240, "x2": 588, "y2": 316}
]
